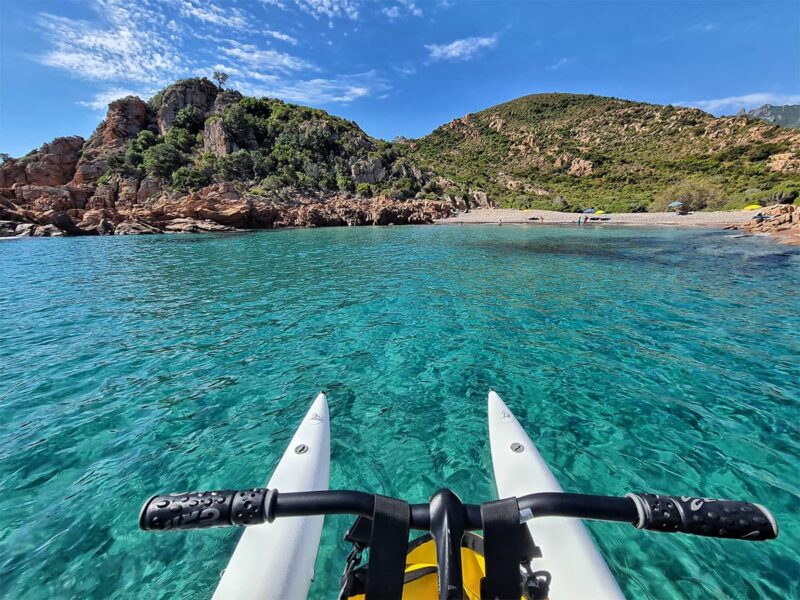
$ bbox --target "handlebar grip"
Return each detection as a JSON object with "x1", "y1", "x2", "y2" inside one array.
[
  {"x1": 626, "y1": 493, "x2": 778, "y2": 541},
  {"x1": 139, "y1": 488, "x2": 273, "y2": 531}
]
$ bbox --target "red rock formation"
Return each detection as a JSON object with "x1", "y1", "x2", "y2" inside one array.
[
  {"x1": 739, "y1": 204, "x2": 800, "y2": 244},
  {"x1": 70, "y1": 96, "x2": 150, "y2": 187}
]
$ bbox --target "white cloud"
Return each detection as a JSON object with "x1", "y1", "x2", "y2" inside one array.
[
  {"x1": 78, "y1": 87, "x2": 153, "y2": 110},
  {"x1": 426, "y1": 35, "x2": 497, "y2": 61},
  {"x1": 266, "y1": 30, "x2": 298, "y2": 45},
  {"x1": 219, "y1": 42, "x2": 315, "y2": 72},
  {"x1": 36, "y1": 2, "x2": 183, "y2": 85},
  {"x1": 399, "y1": 0, "x2": 423, "y2": 17},
  {"x1": 36, "y1": 0, "x2": 387, "y2": 112},
  {"x1": 394, "y1": 64, "x2": 416, "y2": 76},
  {"x1": 239, "y1": 71, "x2": 387, "y2": 104},
  {"x1": 382, "y1": 0, "x2": 422, "y2": 19},
  {"x1": 172, "y1": 0, "x2": 249, "y2": 29},
  {"x1": 689, "y1": 23, "x2": 719, "y2": 33},
  {"x1": 546, "y1": 57, "x2": 575, "y2": 71},
  {"x1": 294, "y1": 0, "x2": 359, "y2": 20},
  {"x1": 679, "y1": 92, "x2": 800, "y2": 114}
]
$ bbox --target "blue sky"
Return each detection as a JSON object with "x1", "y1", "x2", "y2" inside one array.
[{"x1": 1, "y1": 0, "x2": 799, "y2": 157}]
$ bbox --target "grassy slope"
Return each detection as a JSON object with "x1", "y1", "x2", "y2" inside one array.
[{"x1": 407, "y1": 93, "x2": 800, "y2": 211}]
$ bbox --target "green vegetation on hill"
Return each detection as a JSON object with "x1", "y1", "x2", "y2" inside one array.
[
  {"x1": 407, "y1": 93, "x2": 800, "y2": 211},
  {"x1": 105, "y1": 80, "x2": 432, "y2": 200}
]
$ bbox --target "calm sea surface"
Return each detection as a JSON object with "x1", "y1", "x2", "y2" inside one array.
[{"x1": 1, "y1": 225, "x2": 798, "y2": 599}]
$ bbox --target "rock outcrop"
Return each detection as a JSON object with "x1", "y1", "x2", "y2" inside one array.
[
  {"x1": 739, "y1": 204, "x2": 800, "y2": 244},
  {"x1": 152, "y1": 78, "x2": 219, "y2": 134},
  {"x1": 351, "y1": 158, "x2": 386, "y2": 184},
  {"x1": 1, "y1": 75, "x2": 478, "y2": 237},
  {"x1": 0, "y1": 136, "x2": 84, "y2": 188}
]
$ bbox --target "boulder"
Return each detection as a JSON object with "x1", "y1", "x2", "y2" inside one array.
[
  {"x1": 114, "y1": 219, "x2": 161, "y2": 235},
  {"x1": 467, "y1": 190, "x2": 492, "y2": 208},
  {"x1": 51, "y1": 211, "x2": 90, "y2": 236},
  {"x1": 32, "y1": 224, "x2": 65, "y2": 237},
  {"x1": 0, "y1": 220, "x2": 17, "y2": 237},
  {"x1": 78, "y1": 209, "x2": 115, "y2": 235},
  {"x1": 14, "y1": 223, "x2": 35, "y2": 237},
  {"x1": 163, "y1": 218, "x2": 235, "y2": 233},
  {"x1": 351, "y1": 158, "x2": 386, "y2": 184}
]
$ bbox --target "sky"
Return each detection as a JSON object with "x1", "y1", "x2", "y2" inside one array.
[{"x1": 1, "y1": 0, "x2": 799, "y2": 157}]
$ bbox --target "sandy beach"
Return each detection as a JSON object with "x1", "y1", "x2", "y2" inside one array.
[{"x1": 436, "y1": 208, "x2": 753, "y2": 228}]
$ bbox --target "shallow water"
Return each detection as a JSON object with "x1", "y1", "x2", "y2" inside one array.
[{"x1": 0, "y1": 225, "x2": 797, "y2": 599}]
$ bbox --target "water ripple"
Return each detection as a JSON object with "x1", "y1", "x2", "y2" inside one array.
[{"x1": 0, "y1": 226, "x2": 797, "y2": 599}]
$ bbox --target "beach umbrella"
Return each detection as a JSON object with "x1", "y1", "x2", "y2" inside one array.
[
  {"x1": 743, "y1": 204, "x2": 762, "y2": 211},
  {"x1": 667, "y1": 201, "x2": 684, "y2": 208},
  {"x1": 583, "y1": 208, "x2": 596, "y2": 214}
]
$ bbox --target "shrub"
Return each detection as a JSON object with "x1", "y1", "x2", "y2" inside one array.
[
  {"x1": 356, "y1": 182, "x2": 373, "y2": 197},
  {"x1": 172, "y1": 165, "x2": 214, "y2": 191},
  {"x1": 165, "y1": 127, "x2": 196, "y2": 152},
  {"x1": 337, "y1": 172, "x2": 355, "y2": 192},
  {"x1": 142, "y1": 143, "x2": 185, "y2": 178},
  {"x1": 650, "y1": 179, "x2": 727, "y2": 212},
  {"x1": 173, "y1": 106, "x2": 204, "y2": 134},
  {"x1": 216, "y1": 150, "x2": 255, "y2": 181}
]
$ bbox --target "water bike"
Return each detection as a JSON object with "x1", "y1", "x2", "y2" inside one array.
[{"x1": 139, "y1": 390, "x2": 778, "y2": 599}]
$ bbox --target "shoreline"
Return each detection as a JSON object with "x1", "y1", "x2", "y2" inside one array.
[{"x1": 435, "y1": 208, "x2": 754, "y2": 228}]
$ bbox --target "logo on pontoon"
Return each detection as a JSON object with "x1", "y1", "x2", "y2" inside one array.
[
  {"x1": 500, "y1": 410, "x2": 513, "y2": 423},
  {"x1": 308, "y1": 413, "x2": 323, "y2": 424}
]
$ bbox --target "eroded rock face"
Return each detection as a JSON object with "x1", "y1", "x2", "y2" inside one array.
[
  {"x1": 203, "y1": 118, "x2": 232, "y2": 155},
  {"x1": 71, "y1": 96, "x2": 151, "y2": 187},
  {"x1": 154, "y1": 78, "x2": 219, "y2": 134},
  {"x1": 0, "y1": 136, "x2": 84, "y2": 188},
  {"x1": 351, "y1": 158, "x2": 386, "y2": 184}
]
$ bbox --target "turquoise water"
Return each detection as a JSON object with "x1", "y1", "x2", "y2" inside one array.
[{"x1": 0, "y1": 225, "x2": 798, "y2": 599}]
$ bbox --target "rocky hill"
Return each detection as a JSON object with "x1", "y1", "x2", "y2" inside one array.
[
  {"x1": 2, "y1": 84, "x2": 800, "y2": 236},
  {"x1": 406, "y1": 93, "x2": 800, "y2": 212},
  {"x1": 743, "y1": 104, "x2": 800, "y2": 129},
  {"x1": 0, "y1": 78, "x2": 466, "y2": 237}
]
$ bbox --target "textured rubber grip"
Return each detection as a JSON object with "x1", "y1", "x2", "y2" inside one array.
[
  {"x1": 139, "y1": 488, "x2": 270, "y2": 531},
  {"x1": 627, "y1": 493, "x2": 778, "y2": 541}
]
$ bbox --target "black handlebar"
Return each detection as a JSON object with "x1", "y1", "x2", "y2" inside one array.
[
  {"x1": 139, "y1": 488, "x2": 778, "y2": 542},
  {"x1": 627, "y1": 493, "x2": 778, "y2": 541}
]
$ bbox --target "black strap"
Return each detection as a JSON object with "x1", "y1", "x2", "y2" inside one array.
[
  {"x1": 365, "y1": 495, "x2": 410, "y2": 600},
  {"x1": 481, "y1": 498, "x2": 523, "y2": 600}
]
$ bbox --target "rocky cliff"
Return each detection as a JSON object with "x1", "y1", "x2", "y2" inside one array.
[{"x1": 0, "y1": 78, "x2": 461, "y2": 237}]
